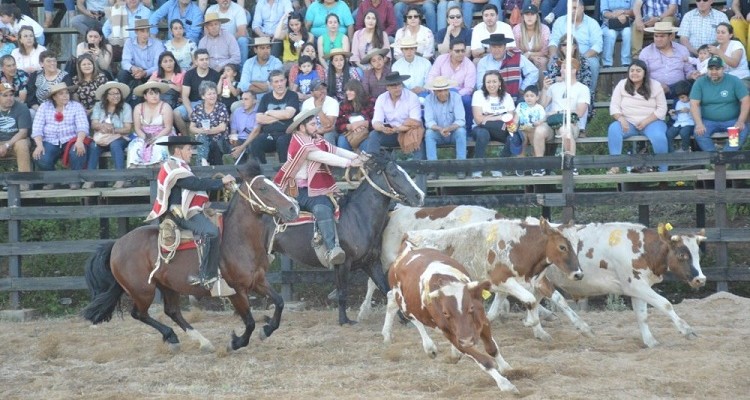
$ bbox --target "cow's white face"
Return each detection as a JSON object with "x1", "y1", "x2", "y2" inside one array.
[
  {"x1": 668, "y1": 234, "x2": 706, "y2": 288},
  {"x1": 429, "y1": 280, "x2": 491, "y2": 349}
]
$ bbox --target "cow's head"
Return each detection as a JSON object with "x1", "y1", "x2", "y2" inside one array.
[
  {"x1": 540, "y1": 218, "x2": 583, "y2": 281},
  {"x1": 660, "y1": 225, "x2": 707, "y2": 288},
  {"x1": 428, "y1": 279, "x2": 492, "y2": 349}
]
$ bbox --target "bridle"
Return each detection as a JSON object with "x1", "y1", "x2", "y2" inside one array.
[
  {"x1": 233, "y1": 175, "x2": 282, "y2": 215},
  {"x1": 345, "y1": 161, "x2": 405, "y2": 202}
]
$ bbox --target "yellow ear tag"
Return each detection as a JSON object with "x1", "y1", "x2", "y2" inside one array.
[
  {"x1": 482, "y1": 290, "x2": 492, "y2": 300},
  {"x1": 657, "y1": 225, "x2": 664, "y2": 235},
  {"x1": 665, "y1": 223, "x2": 673, "y2": 231}
]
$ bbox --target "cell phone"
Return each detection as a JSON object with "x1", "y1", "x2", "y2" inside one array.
[{"x1": 88, "y1": 43, "x2": 95, "y2": 50}]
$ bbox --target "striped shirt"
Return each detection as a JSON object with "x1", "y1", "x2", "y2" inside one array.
[{"x1": 31, "y1": 100, "x2": 90, "y2": 145}]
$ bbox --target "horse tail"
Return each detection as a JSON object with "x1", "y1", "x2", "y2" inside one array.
[{"x1": 82, "y1": 241, "x2": 124, "y2": 324}]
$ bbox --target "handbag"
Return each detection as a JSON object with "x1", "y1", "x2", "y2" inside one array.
[
  {"x1": 93, "y1": 131, "x2": 122, "y2": 146},
  {"x1": 546, "y1": 113, "x2": 579, "y2": 130},
  {"x1": 607, "y1": 17, "x2": 632, "y2": 31},
  {"x1": 344, "y1": 129, "x2": 368, "y2": 149}
]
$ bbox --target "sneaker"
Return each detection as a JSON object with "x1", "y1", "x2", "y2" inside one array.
[
  {"x1": 82, "y1": 182, "x2": 95, "y2": 189},
  {"x1": 607, "y1": 167, "x2": 620, "y2": 175},
  {"x1": 514, "y1": 170, "x2": 525, "y2": 177},
  {"x1": 456, "y1": 172, "x2": 466, "y2": 180},
  {"x1": 471, "y1": 171, "x2": 483, "y2": 178},
  {"x1": 490, "y1": 170, "x2": 503, "y2": 177},
  {"x1": 532, "y1": 169, "x2": 546, "y2": 177},
  {"x1": 42, "y1": 184, "x2": 55, "y2": 190},
  {"x1": 544, "y1": 12, "x2": 555, "y2": 24}
]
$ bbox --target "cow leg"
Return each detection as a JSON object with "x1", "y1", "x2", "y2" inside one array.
[
  {"x1": 449, "y1": 344, "x2": 463, "y2": 363},
  {"x1": 479, "y1": 321, "x2": 512, "y2": 373},
  {"x1": 459, "y1": 343, "x2": 519, "y2": 393},
  {"x1": 411, "y1": 318, "x2": 438, "y2": 359},
  {"x1": 486, "y1": 294, "x2": 510, "y2": 321},
  {"x1": 631, "y1": 297, "x2": 660, "y2": 348},
  {"x1": 548, "y1": 291, "x2": 594, "y2": 337},
  {"x1": 631, "y1": 287, "x2": 697, "y2": 347},
  {"x1": 358, "y1": 278, "x2": 378, "y2": 321},
  {"x1": 382, "y1": 290, "x2": 399, "y2": 343},
  {"x1": 495, "y1": 280, "x2": 551, "y2": 341}
]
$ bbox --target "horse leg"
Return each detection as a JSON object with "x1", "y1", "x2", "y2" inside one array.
[
  {"x1": 161, "y1": 288, "x2": 215, "y2": 353},
  {"x1": 227, "y1": 290, "x2": 256, "y2": 351},
  {"x1": 258, "y1": 284, "x2": 284, "y2": 340},
  {"x1": 129, "y1": 297, "x2": 180, "y2": 352},
  {"x1": 335, "y1": 262, "x2": 356, "y2": 325}
]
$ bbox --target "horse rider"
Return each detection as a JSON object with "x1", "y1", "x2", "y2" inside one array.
[
  {"x1": 274, "y1": 107, "x2": 367, "y2": 267},
  {"x1": 146, "y1": 135, "x2": 237, "y2": 289}
]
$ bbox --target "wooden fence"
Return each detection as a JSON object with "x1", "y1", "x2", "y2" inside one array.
[{"x1": 2, "y1": 151, "x2": 750, "y2": 309}]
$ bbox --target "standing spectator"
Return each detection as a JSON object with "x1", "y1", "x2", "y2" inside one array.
[
  {"x1": 254, "y1": 0, "x2": 293, "y2": 58},
  {"x1": 423, "y1": 77, "x2": 466, "y2": 179},
  {"x1": 88, "y1": 82, "x2": 133, "y2": 188},
  {"x1": 75, "y1": 27, "x2": 113, "y2": 73},
  {"x1": 175, "y1": 49, "x2": 220, "y2": 135},
  {"x1": 730, "y1": 0, "x2": 750, "y2": 58},
  {"x1": 191, "y1": 81, "x2": 230, "y2": 165},
  {"x1": 306, "y1": 0, "x2": 355, "y2": 38},
  {"x1": 274, "y1": 11, "x2": 314, "y2": 67},
  {"x1": 549, "y1": 0, "x2": 602, "y2": 95},
  {"x1": 600, "y1": 0, "x2": 634, "y2": 68},
  {"x1": 0, "y1": 4, "x2": 45, "y2": 45},
  {"x1": 666, "y1": 81, "x2": 695, "y2": 153},
  {"x1": 71, "y1": 0, "x2": 109, "y2": 37},
  {"x1": 436, "y1": 6, "x2": 471, "y2": 56},
  {"x1": 606, "y1": 60, "x2": 669, "y2": 173},
  {"x1": 639, "y1": 22, "x2": 700, "y2": 98},
  {"x1": 678, "y1": 0, "x2": 728, "y2": 56},
  {"x1": 540, "y1": 59, "x2": 590, "y2": 161},
  {"x1": 325, "y1": 48, "x2": 359, "y2": 102},
  {"x1": 150, "y1": 0, "x2": 203, "y2": 44},
  {"x1": 336, "y1": 79, "x2": 374, "y2": 150},
  {"x1": 238, "y1": 37, "x2": 283, "y2": 94},
  {"x1": 288, "y1": 43, "x2": 327, "y2": 92},
  {"x1": 427, "y1": 39, "x2": 476, "y2": 127},
  {"x1": 393, "y1": 6, "x2": 435, "y2": 60},
  {"x1": 475, "y1": 33, "x2": 538, "y2": 100},
  {"x1": 709, "y1": 22, "x2": 750, "y2": 80},
  {"x1": 355, "y1": 0, "x2": 398, "y2": 37},
  {"x1": 198, "y1": 13, "x2": 241, "y2": 72},
  {"x1": 208, "y1": 0, "x2": 250, "y2": 65},
  {"x1": 0, "y1": 55, "x2": 28, "y2": 103},
  {"x1": 470, "y1": 70, "x2": 516, "y2": 178},
  {"x1": 394, "y1": 0, "x2": 437, "y2": 34},
  {"x1": 632, "y1": 0, "x2": 679, "y2": 57},
  {"x1": 317, "y1": 13, "x2": 351, "y2": 65},
  {"x1": 119, "y1": 19, "x2": 165, "y2": 87},
  {"x1": 71, "y1": 54, "x2": 108, "y2": 114},
  {"x1": 301, "y1": 79, "x2": 340, "y2": 144},
  {"x1": 104, "y1": 0, "x2": 156, "y2": 51},
  {"x1": 0, "y1": 82, "x2": 32, "y2": 185},
  {"x1": 391, "y1": 37, "x2": 431, "y2": 97},
  {"x1": 26, "y1": 51, "x2": 72, "y2": 111},
  {"x1": 360, "y1": 48, "x2": 391, "y2": 99},
  {"x1": 471, "y1": 4, "x2": 517, "y2": 61},
  {"x1": 512, "y1": 4, "x2": 549, "y2": 78},
  {"x1": 252, "y1": 69, "x2": 300, "y2": 163},
  {"x1": 690, "y1": 56, "x2": 750, "y2": 152},
  {"x1": 350, "y1": 10, "x2": 390, "y2": 70},
  {"x1": 165, "y1": 19, "x2": 198, "y2": 71},
  {"x1": 11, "y1": 26, "x2": 45, "y2": 74},
  {"x1": 31, "y1": 83, "x2": 91, "y2": 189},
  {"x1": 229, "y1": 91, "x2": 257, "y2": 163},
  {"x1": 128, "y1": 81, "x2": 174, "y2": 168}
]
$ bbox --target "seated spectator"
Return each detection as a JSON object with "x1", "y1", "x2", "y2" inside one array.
[
  {"x1": 471, "y1": 70, "x2": 516, "y2": 178},
  {"x1": 678, "y1": 0, "x2": 728, "y2": 56},
  {"x1": 393, "y1": 6, "x2": 434, "y2": 60},
  {"x1": 325, "y1": 48, "x2": 360, "y2": 102},
  {"x1": 42, "y1": 0, "x2": 75, "y2": 29},
  {"x1": 514, "y1": 85, "x2": 551, "y2": 176},
  {"x1": 150, "y1": 0, "x2": 202, "y2": 43},
  {"x1": 336, "y1": 79, "x2": 374, "y2": 151},
  {"x1": 547, "y1": 36, "x2": 594, "y2": 121},
  {"x1": 317, "y1": 13, "x2": 351, "y2": 65},
  {"x1": 75, "y1": 27, "x2": 113, "y2": 73},
  {"x1": 394, "y1": 0, "x2": 436, "y2": 34},
  {"x1": 306, "y1": 0, "x2": 354, "y2": 38},
  {"x1": 709, "y1": 23, "x2": 750, "y2": 80},
  {"x1": 71, "y1": 54, "x2": 107, "y2": 115},
  {"x1": 639, "y1": 22, "x2": 699, "y2": 98},
  {"x1": 391, "y1": 38, "x2": 431, "y2": 98},
  {"x1": 301, "y1": 79, "x2": 339, "y2": 144},
  {"x1": 439, "y1": 0, "x2": 502, "y2": 33},
  {"x1": 548, "y1": 0, "x2": 602, "y2": 95},
  {"x1": 274, "y1": 11, "x2": 314, "y2": 68},
  {"x1": 239, "y1": 37, "x2": 283, "y2": 95},
  {"x1": 471, "y1": 4, "x2": 516, "y2": 62},
  {"x1": 254, "y1": 0, "x2": 293, "y2": 58},
  {"x1": 292, "y1": 55, "x2": 320, "y2": 100},
  {"x1": 730, "y1": 0, "x2": 750, "y2": 59},
  {"x1": 128, "y1": 81, "x2": 174, "y2": 168},
  {"x1": 690, "y1": 56, "x2": 750, "y2": 152},
  {"x1": 606, "y1": 60, "x2": 669, "y2": 173},
  {"x1": 513, "y1": 4, "x2": 549, "y2": 79},
  {"x1": 0, "y1": 4, "x2": 45, "y2": 45},
  {"x1": 191, "y1": 81, "x2": 230, "y2": 166},
  {"x1": 71, "y1": 0, "x2": 109, "y2": 37},
  {"x1": 540, "y1": 58, "x2": 589, "y2": 161},
  {"x1": 104, "y1": 0, "x2": 156, "y2": 53},
  {"x1": 11, "y1": 26, "x2": 45, "y2": 75},
  {"x1": 691, "y1": 45, "x2": 711, "y2": 75},
  {"x1": 288, "y1": 43, "x2": 327, "y2": 92},
  {"x1": 198, "y1": 13, "x2": 241, "y2": 72},
  {"x1": 207, "y1": 0, "x2": 250, "y2": 64},
  {"x1": 423, "y1": 77, "x2": 466, "y2": 179},
  {"x1": 355, "y1": 0, "x2": 397, "y2": 37},
  {"x1": 165, "y1": 19, "x2": 198, "y2": 72},
  {"x1": 0, "y1": 55, "x2": 28, "y2": 104},
  {"x1": 218, "y1": 63, "x2": 240, "y2": 111},
  {"x1": 149, "y1": 51, "x2": 185, "y2": 110},
  {"x1": 360, "y1": 48, "x2": 391, "y2": 99},
  {"x1": 632, "y1": 0, "x2": 679, "y2": 57},
  {"x1": 427, "y1": 39, "x2": 475, "y2": 127},
  {"x1": 229, "y1": 91, "x2": 258, "y2": 163},
  {"x1": 27, "y1": 51, "x2": 72, "y2": 111},
  {"x1": 31, "y1": 83, "x2": 91, "y2": 189},
  {"x1": 251, "y1": 69, "x2": 300, "y2": 163},
  {"x1": 118, "y1": 19, "x2": 165, "y2": 87},
  {"x1": 0, "y1": 82, "x2": 32, "y2": 186},
  {"x1": 175, "y1": 49, "x2": 220, "y2": 134},
  {"x1": 600, "y1": 0, "x2": 633, "y2": 68},
  {"x1": 476, "y1": 33, "x2": 538, "y2": 101},
  {"x1": 350, "y1": 10, "x2": 390, "y2": 70},
  {"x1": 87, "y1": 82, "x2": 133, "y2": 188},
  {"x1": 666, "y1": 81, "x2": 695, "y2": 153},
  {"x1": 364, "y1": 71, "x2": 424, "y2": 160},
  {"x1": 436, "y1": 6, "x2": 471, "y2": 56}
]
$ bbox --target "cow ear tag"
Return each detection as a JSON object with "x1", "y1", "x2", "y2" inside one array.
[{"x1": 481, "y1": 290, "x2": 492, "y2": 300}]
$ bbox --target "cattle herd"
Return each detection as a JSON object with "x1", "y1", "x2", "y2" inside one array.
[{"x1": 370, "y1": 205, "x2": 707, "y2": 393}]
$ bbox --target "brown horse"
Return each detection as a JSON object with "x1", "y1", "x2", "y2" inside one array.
[{"x1": 82, "y1": 161, "x2": 299, "y2": 352}]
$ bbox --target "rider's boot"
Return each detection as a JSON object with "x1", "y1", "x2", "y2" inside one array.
[
  {"x1": 189, "y1": 235, "x2": 220, "y2": 289},
  {"x1": 313, "y1": 205, "x2": 345, "y2": 267}
]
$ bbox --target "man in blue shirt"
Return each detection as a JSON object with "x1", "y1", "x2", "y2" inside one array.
[
  {"x1": 239, "y1": 37, "x2": 283, "y2": 94},
  {"x1": 118, "y1": 19, "x2": 166, "y2": 87},
  {"x1": 150, "y1": 0, "x2": 204, "y2": 43},
  {"x1": 423, "y1": 76, "x2": 466, "y2": 179}
]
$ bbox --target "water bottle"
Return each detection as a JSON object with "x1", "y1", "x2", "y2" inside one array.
[{"x1": 626, "y1": 151, "x2": 632, "y2": 174}]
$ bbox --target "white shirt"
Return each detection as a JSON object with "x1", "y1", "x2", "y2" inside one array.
[
  {"x1": 471, "y1": 91, "x2": 515, "y2": 128},
  {"x1": 1, "y1": 15, "x2": 44, "y2": 38},
  {"x1": 206, "y1": 2, "x2": 248, "y2": 37},
  {"x1": 392, "y1": 56, "x2": 432, "y2": 89},
  {"x1": 302, "y1": 95, "x2": 340, "y2": 131},
  {"x1": 470, "y1": 21, "x2": 517, "y2": 51},
  {"x1": 546, "y1": 81, "x2": 591, "y2": 129},
  {"x1": 724, "y1": 40, "x2": 750, "y2": 79}
]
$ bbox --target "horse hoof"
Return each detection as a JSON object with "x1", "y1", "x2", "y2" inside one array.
[
  {"x1": 167, "y1": 342, "x2": 181, "y2": 353},
  {"x1": 200, "y1": 343, "x2": 216, "y2": 353},
  {"x1": 259, "y1": 327, "x2": 268, "y2": 341},
  {"x1": 339, "y1": 319, "x2": 358, "y2": 326}
]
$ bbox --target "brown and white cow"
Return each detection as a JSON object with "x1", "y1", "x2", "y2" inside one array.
[
  {"x1": 382, "y1": 240, "x2": 519, "y2": 393},
  {"x1": 405, "y1": 218, "x2": 584, "y2": 341},
  {"x1": 359, "y1": 205, "x2": 501, "y2": 320},
  {"x1": 492, "y1": 222, "x2": 707, "y2": 348}
]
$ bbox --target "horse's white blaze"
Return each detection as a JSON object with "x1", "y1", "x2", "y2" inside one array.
[{"x1": 396, "y1": 164, "x2": 425, "y2": 203}]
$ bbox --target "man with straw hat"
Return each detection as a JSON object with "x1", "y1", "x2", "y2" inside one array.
[
  {"x1": 423, "y1": 77, "x2": 466, "y2": 179},
  {"x1": 118, "y1": 19, "x2": 165, "y2": 87},
  {"x1": 198, "y1": 12, "x2": 241, "y2": 72},
  {"x1": 639, "y1": 21, "x2": 700, "y2": 98},
  {"x1": 150, "y1": 0, "x2": 204, "y2": 43},
  {"x1": 391, "y1": 37, "x2": 431, "y2": 98},
  {"x1": 273, "y1": 107, "x2": 365, "y2": 267},
  {"x1": 146, "y1": 135, "x2": 237, "y2": 290},
  {"x1": 239, "y1": 36, "x2": 283, "y2": 94},
  {"x1": 207, "y1": 0, "x2": 251, "y2": 64}
]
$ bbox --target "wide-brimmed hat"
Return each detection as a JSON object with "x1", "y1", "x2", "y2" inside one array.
[
  {"x1": 395, "y1": 37, "x2": 418, "y2": 49},
  {"x1": 0, "y1": 82, "x2": 14, "y2": 93},
  {"x1": 425, "y1": 76, "x2": 457, "y2": 91},
  {"x1": 126, "y1": 19, "x2": 155, "y2": 31},
  {"x1": 133, "y1": 81, "x2": 170, "y2": 97},
  {"x1": 95, "y1": 81, "x2": 130, "y2": 100},
  {"x1": 48, "y1": 83, "x2": 77, "y2": 97},
  {"x1": 249, "y1": 36, "x2": 280, "y2": 47},
  {"x1": 522, "y1": 4, "x2": 539, "y2": 14},
  {"x1": 481, "y1": 33, "x2": 514, "y2": 46},
  {"x1": 644, "y1": 21, "x2": 679, "y2": 33},
  {"x1": 200, "y1": 12, "x2": 230, "y2": 26},
  {"x1": 324, "y1": 48, "x2": 352, "y2": 60},
  {"x1": 383, "y1": 71, "x2": 410, "y2": 85},
  {"x1": 155, "y1": 136, "x2": 202, "y2": 147},
  {"x1": 360, "y1": 48, "x2": 390, "y2": 64},
  {"x1": 286, "y1": 107, "x2": 321, "y2": 134}
]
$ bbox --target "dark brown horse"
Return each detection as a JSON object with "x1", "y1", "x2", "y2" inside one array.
[
  {"x1": 82, "y1": 161, "x2": 299, "y2": 352},
  {"x1": 263, "y1": 153, "x2": 425, "y2": 325}
]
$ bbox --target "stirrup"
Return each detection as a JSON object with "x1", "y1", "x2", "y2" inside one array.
[
  {"x1": 188, "y1": 275, "x2": 219, "y2": 289},
  {"x1": 327, "y1": 246, "x2": 345, "y2": 266}
]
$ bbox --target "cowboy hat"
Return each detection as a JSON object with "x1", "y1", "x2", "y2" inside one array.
[
  {"x1": 360, "y1": 48, "x2": 390, "y2": 65},
  {"x1": 95, "y1": 81, "x2": 130, "y2": 101},
  {"x1": 48, "y1": 83, "x2": 77, "y2": 97},
  {"x1": 424, "y1": 76, "x2": 457, "y2": 91},
  {"x1": 249, "y1": 36, "x2": 280, "y2": 47},
  {"x1": 394, "y1": 37, "x2": 418, "y2": 49},
  {"x1": 0, "y1": 82, "x2": 14, "y2": 94},
  {"x1": 644, "y1": 21, "x2": 679, "y2": 33},
  {"x1": 481, "y1": 33, "x2": 514, "y2": 46},
  {"x1": 383, "y1": 71, "x2": 410, "y2": 85},
  {"x1": 133, "y1": 81, "x2": 170, "y2": 97},
  {"x1": 286, "y1": 107, "x2": 322, "y2": 134},
  {"x1": 126, "y1": 19, "x2": 156, "y2": 31},
  {"x1": 324, "y1": 48, "x2": 352, "y2": 60},
  {"x1": 155, "y1": 135, "x2": 202, "y2": 147},
  {"x1": 200, "y1": 12, "x2": 230, "y2": 26}
]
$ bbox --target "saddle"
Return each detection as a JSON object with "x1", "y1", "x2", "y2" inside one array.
[
  {"x1": 274, "y1": 194, "x2": 341, "y2": 269},
  {"x1": 158, "y1": 209, "x2": 223, "y2": 253}
]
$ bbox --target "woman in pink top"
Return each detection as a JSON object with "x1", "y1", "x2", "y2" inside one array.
[
  {"x1": 607, "y1": 60, "x2": 669, "y2": 173},
  {"x1": 350, "y1": 10, "x2": 390, "y2": 70}
]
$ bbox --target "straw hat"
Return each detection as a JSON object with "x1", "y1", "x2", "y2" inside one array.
[
  {"x1": 394, "y1": 37, "x2": 418, "y2": 49},
  {"x1": 95, "y1": 81, "x2": 130, "y2": 101},
  {"x1": 324, "y1": 48, "x2": 352, "y2": 60},
  {"x1": 249, "y1": 36, "x2": 280, "y2": 47},
  {"x1": 200, "y1": 13, "x2": 230, "y2": 26},
  {"x1": 424, "y1": 77, "x2": 457, "y2": 91},
  {"x1": 286, "y1": 107, "x2": 321, "y2": 134},
  {"x1": 360, "y1": 48, "x2": 390, "y2": 65},
  {"x1": 48, "y1": 83, "x2": 77, "y2": 97},
  {"x1": 644, "y1": 21, "x2": 679, "y2": 33},
  {"x1": 126, "y1": 19, "x2": 156, "y2": 31},
  {"x1": 155, "y1": 136, "x2": 202, "y2": 146},
  {"x1": 133, "y1": 81, "x2": 170, "y2": 97}
]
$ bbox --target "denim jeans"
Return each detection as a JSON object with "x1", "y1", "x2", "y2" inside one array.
[
  {"x1": 470, "y1": 125, "x2": 511, "y2": 159},
  {"x1": 666, "y1": 125, "x2": 694, "y2": 152},
  {"x1": 36, "y1": 141, "x2": 88, "y2": 171},
  {"x1": 607, "y1": 120, "x2": 669, "y2": 172},
  {"x1": 87, "y1": 137, "x2": 128, "y2": 170},
  {"x1": 394, "y1": 1, "x2": 437, "y2": 35},
  {"x1": 425, "y1": 127, "x2": 467, "y2": 160},
  {"x1": 697, "y1": 118, "x2": 748, "y2": 151},
  {"x1": 602, "y1": 26, "x2": 631, "y2": 67}
]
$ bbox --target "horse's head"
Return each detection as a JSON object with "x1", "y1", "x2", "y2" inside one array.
[
  {"x1": 236, "y1": 160, "x2": 299, "y2": 222},
  {"x1": 361, "y1": 151, "x2": 424, "y2": 206}
]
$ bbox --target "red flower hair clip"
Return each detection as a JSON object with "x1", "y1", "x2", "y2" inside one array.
[{"x1": 54, "y1": 111, "x2": 63, "y2": 122}]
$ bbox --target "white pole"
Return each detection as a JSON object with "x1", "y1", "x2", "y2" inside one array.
[{"x1": 564, "y1": 0, "x2": 574, "y2": 156}]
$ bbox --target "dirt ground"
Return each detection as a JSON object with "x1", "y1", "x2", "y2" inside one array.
[{"x1": 1, "y1": 292, "x2": 749, "y2": 400}]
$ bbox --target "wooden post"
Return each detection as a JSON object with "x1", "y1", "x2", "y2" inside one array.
[
  {"x1": 60, "y1": 13, "x2": 76, "y2": 61},
  {"x1": 714, "y1": 162, "x2": 729, "y2": 292},
  {"x1": 6, "y1": 184, "x2": 21, "y2": 309},
  {"x1": 638, "y1": 204, "x2": 649, "y2": 226},
  {"x1": 561, "y1": 154, "x2": 574, "y2": 222}
]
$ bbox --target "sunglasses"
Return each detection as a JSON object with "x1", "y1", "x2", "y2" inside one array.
[
  {"x1": 448, "y1": 15, "x2": 462, "y2": 19},
  {"x1": 695, "y1": 0, "x2": 710, "y2": 2},
  {"x1": 406, "y1": 15, "x2": 420, "y2": 19}
]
